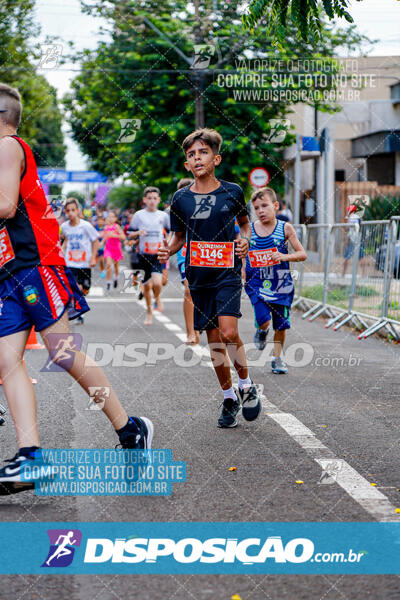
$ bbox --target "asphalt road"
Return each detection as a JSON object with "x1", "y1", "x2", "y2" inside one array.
[{"x1": 1, "y1": 263, "x2": 400, "y2": 599}]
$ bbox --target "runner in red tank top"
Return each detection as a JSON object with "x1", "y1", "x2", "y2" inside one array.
[{"x1": 0, "y1": 83, "x2": 154, "y2": 495}]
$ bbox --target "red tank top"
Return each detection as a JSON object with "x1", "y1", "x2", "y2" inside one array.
[{"x1": 0, "y1": 135, "x2": 65, "y2": 282}]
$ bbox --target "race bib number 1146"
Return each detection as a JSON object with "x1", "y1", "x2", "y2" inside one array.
[{"x1": 190, "y1": 241, "x2": 234, "y2": 268}]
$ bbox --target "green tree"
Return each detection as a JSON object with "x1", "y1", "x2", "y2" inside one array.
[
  {"x1": 66, "y1": 190, "x2": 86, "y2": 204},
  {"x1": 364, "y1": 196, "x2": 400, "y2": 221},
  {"x1": 0, "y1": 0, "x2": 66, "y2": 167},
  {"x1": 243, "y1": 0, "x2": 363, "y2": 42},
  {"x1": 65, "y1": 0, "x2": 367, "y2": 199},
  {"x1": 107, "y1": 184, "x2": 143, "y2": 211}
]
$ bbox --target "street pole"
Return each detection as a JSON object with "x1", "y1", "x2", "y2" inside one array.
[
  {"x1": 194, "y1": 0, "x2": 205, "y2": 128},
  {"x1": 294, "y1": 134, "x2": 301, "y2": 224}
]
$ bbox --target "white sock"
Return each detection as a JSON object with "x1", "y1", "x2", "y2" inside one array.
[
  {"x1": 238, "y1": 376, "x2": 252, "y2": 390},
  {"x1": 223, "y1": 387, "x2": 236, "y2": 400}
]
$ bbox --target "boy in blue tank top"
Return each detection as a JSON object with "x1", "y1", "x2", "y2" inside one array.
[{"x1": 245, "y1": 188, "x2": 307, "y2": 374}]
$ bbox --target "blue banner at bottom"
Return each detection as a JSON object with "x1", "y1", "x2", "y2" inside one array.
[{"x1": 0, "y1": 522, "x2": 399, "y2": 574}]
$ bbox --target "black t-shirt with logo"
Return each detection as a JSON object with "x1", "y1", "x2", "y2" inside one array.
[{"x1": 170, "y1": 180, "x2": 248, "y2": 290}]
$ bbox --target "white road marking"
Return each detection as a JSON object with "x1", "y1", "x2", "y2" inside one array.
[
  {"x1": 175, "y1": 333, "x2": 188, "y2": 342},
  {"x1": 154, "y1": 314, "x2": 171, "y2": 323},
  {"x1": 88, "y1": 298, "x2": 141, "y2": 303},
  {"x1": 148, "y1": 303, "x2": 400, "y2": 522},
  {"x1": 87, "y1": 287, "x2": 104, "y2": 297},
  {"x1": 164, "y1": 323, "x2": 182, "y2": 331}
]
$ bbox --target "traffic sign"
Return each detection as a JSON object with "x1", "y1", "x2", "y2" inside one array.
[{"x1": 249, "y1": 167, "x2": 270, "y2": 188}]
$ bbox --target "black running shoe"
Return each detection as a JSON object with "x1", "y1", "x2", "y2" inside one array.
[
  {"x1": 238, "y1": 383, "x2": 262, "y2": 422},
  {"x1": 218, "y1": 393, "x2": 241, "y2": 428},
  {"x1": 0, "y1": 448, "x2": 56, "y2": 496},
  {"x1": 138, "y1": 291, "x2": 144, "y2": 300},
  {"x1": 113, "y1": 279, "x2": 118, "y2": 289},
  {"x1": 254, "y1": 328, "x2": 269, "y2": 350},
  {"x1": 117, "y1": 416, "x2": 154, "y2": 450}
]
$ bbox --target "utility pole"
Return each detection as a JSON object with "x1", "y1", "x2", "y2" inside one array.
[{"x1": 194, "y1": 0, "x2": 205, "y2": 128}]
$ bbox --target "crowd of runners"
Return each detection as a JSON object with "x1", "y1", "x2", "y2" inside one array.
[{"x1": 0, "y1": 82, "x2": 307, "y2": 495}]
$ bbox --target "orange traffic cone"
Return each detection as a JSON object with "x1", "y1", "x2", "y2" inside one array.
[{"x1": 25, "y1": 327, "x2": 44, "y2": 350}]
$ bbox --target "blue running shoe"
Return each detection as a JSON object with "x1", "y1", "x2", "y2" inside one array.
[
  {"x1": 254, "y1": 328, "x2": 269, "y2": 351},
  {"x1": 271, "y1": 356, "x2": 288, "y2": 374},
  {"x1": 117, "y1": 416, "x2": 154, "y2": 450}
]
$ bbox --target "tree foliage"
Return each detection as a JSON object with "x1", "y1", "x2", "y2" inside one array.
[
  {"x1": 65, "y1": 0, "x2": 367, "y2": 198},
  {"x1": 0, "y1": 0, "x2": 66, "y2": 167},
  {"x1": 364, "y1": 196, "x2": 400, "y2": 221},
  {"x1": 107, "y1": 184, "x2": 144, "y2": 211},
  {"x1": 242, "y1": 0, "x2": 363, "y2": 42}
]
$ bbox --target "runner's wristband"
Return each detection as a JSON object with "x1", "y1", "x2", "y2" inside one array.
[{"x1": 241, "y1": 236, "x2": 252, "y2": 247}]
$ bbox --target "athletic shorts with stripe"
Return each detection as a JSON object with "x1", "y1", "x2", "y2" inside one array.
[
  {"x1": 0, "y1": 265, "x2": 89, "y2": 337},
  {"x1": 252, "y1": 299, "x2": 291, "y2": 331}
]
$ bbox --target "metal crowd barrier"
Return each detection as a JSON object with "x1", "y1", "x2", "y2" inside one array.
[{"x1": 292, "y1": 218, "x2": 400, "y2": 341}]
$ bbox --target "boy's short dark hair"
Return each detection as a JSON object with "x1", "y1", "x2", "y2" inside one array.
[
  {"x1": 143, "y1": 186, "x2": 160, "y2": 197},
  {"x1": 65, "y1": 198, "x2": 80, "y2": 210},
  {"x1": 177, "y1": 178, "x2": 194, "y2": 190},
  {"x1": 0, "y1": 83, "x2": 22, "y2": 128},
  {"x1": 182, "y1": 128, "x2": 222, "y2": 155},
  {"x1": 251, "y1": 187, "x2": 277, "y2": 204}
]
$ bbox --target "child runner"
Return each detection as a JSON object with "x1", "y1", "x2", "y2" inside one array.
[
  {"x1": 128, "y1": 187, "x2": 170, "y2": 325},
  {"x1": 104, "y1": 210, "x2": 126, "y2": 291},
  {"x1": 158, "y1": 128, "x2": 261, "y2": 428},
  {"x1": 176, "y1": 177, "x2": 199, "y2": 345},
  {"x1": 61, "y1": 198, "x2": 99, "y2": 324},
  {"x1": 94, "y1": 215, "x2": 106, "y2": 277},
  {"x1": 245, "y1": 187, "x2": 307, "y2": 374},
  {"x1": 0, "y1": 83, "x2": 153, "y2": 495}
]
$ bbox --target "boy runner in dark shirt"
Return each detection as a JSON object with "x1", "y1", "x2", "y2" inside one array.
[{"x1": 158, "y1": 128, "x2": 261, "y2": 428}]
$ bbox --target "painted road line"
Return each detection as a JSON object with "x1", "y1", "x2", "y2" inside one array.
[
  {"x1": 88, "y1": 298, "x2": 142, "y2": 303},
  {"x1": 165, "y1": 323, "x2": 182, "y2": 331},
  {"x1": 316, "y1": 459, "x2": 398, "y2": 522},
  {"x1": 151, "y1": 307, "x2": 400, "y2": 523},
  {"x1": 269, "y1": 412, "x2": 400, "y2": 522},
  {"x1": 87, "y1": 287, "x2": 104, "y2": 297},
  {"x1": 154, "y1": 314, "x2": 171, "y2": 323}
]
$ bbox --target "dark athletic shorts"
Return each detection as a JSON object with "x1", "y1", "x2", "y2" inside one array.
[
  {"x1": 190, "y1": 282, "x2": 242, "y2": 331},
  {"x1": 0, "y1": 265, "x2": 89, "y2": 336},
  {"x1": 130, "y1": 250, "x2": 140, "y2": 269},
  {"x1": 138, "y1": 254, "x2": 163, "y2": 284},
  {"x1": 69, "y1": 267, "x2": 92, "y2": 292},
  {"x1": 252, "y1": 299, "x2": 291, "y2": 331}
]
